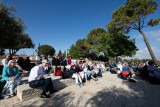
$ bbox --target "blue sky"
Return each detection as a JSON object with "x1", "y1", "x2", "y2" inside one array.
[{"x1": 2, "y1": 0, "x2": 160, "y2": 60}]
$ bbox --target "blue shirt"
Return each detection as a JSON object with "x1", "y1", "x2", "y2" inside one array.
[{"x1": 122, "y1": 65, "x2": 130, "y2": 72}]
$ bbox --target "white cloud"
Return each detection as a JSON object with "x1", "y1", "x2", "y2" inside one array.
[
  {"x1": 132, "y1": 30, "x2": 160, "y2": 39},
  {"x1": 145, "y1": 30, "x2": 160, "y2": 38},
  {"x1": 123, "y1": 47, "x2": 160, "y2": 61}
]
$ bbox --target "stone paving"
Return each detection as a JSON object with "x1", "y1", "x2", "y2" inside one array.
[{"x1": 1, "y1": 72, "x2": 160, "y2": 107}]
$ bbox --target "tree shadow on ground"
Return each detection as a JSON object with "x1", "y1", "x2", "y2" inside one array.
[{"x1": 14, "y1": 73, "x2": 160, "y2": 107}]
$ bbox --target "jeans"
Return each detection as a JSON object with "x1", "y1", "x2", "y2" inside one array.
[
  {"x1": 29, "y1": 78, "x2": 53, "y2": 93},
  {"x1": 86, "y1": 72, "x2": 95, "y2": 79},
  {"x1": 98, "y1": 69, "x2": 102, "y2": 77}
]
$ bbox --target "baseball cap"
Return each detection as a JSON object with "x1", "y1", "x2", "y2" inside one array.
[{"x1": 42, "y1": 59, "x2": 48, "y2": 63}]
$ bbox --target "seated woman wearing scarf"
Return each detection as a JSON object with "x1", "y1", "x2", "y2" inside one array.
[{"x1": 1, "y1": 60, "x2": 21, "y2": 98}]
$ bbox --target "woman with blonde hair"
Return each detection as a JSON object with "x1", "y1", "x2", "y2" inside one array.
[{"x1": 1, "y1": 60, "x2": 21, "y2": 98}]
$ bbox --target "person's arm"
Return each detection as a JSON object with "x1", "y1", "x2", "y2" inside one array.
[
  {"x1": 2, "y1": 67, "x2": 10, "y2": 81},
  {"x1": 14, "y1": 67, "x2": 20, "y2": 78}
]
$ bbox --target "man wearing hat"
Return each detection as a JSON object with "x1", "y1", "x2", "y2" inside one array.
[{"x1": 28, "y1": 60, "x2": 54, "y2": 98}]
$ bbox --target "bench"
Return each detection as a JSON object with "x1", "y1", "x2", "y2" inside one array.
[{"x1": 17, "y1": 75, "x2": 75, "y2": 102}]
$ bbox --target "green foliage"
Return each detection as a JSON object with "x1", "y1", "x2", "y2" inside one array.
[
  {"x1": 38, "y1": 45, "x2": 55, "y2": 56},
  {"x1": 69, "y1": 44, "x2": 80, "y2": 59},
  {"x1": 87, "y1": 28, "x2": 106, "y2": 46},
  {"x1": 0, "y1": 1, "x2": 34, "y2": 55},
  {"x1": 95, "y1": 32, "x2": 138, "y2": 58},
  {"x1": 58, "y1": 50, "x2": 62, "y2": 57},
  {"x1": 76, "y1": 38, "x2": 90, "y2": 58},
  {"x1": 106, "y1": 0, "x2": 159, "y2": 33},
  {"x1": 63, "y1": 51, "x2": 66, "y2": 58}
]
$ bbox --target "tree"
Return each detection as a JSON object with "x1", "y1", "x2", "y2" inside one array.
[
  {"x1": 38, "y1": 45, "x2": 55, "y2": 56},
  {"x1": 58, "y1": 50, "x2": 62, "y2": 57},
  {"x1": 106, "y1": 0, "x2": 160, "y2": 65},
  {"x1": 63, "y1": 51, "x2": 66, "y2": 58},
  {"x1": 95, "y1": 32, "x2": 138, "y2": 63},
  {"x1": 0, "y1": 1, "x2": 34, "y2": 55},
  {"x1": 69, "y1": 44, "x2": 80, "y2": 59},
  {"x1": 76, "y1": 39, "x2": 90, "y2": 58}
]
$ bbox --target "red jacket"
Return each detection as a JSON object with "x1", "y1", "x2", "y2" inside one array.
[{"x1": 68, "y1": 59, "x2": 71, "y2": 65}]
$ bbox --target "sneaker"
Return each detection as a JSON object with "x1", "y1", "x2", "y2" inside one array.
[
  {"x1": 76, "y1": 83, "x2": 81, "y2": 88},
  {"x1": 80, "y1": 82, "x2": 84, "y2": 86},
  {"x1": 41, "y1": 94, "x2": 50, "y2": 98},
  {"x1": 94, "y1": 78, "x2": 98, "y2": 81},
  {"x1": 49, "y1": 90, "x2": 57, "y2": 94}
]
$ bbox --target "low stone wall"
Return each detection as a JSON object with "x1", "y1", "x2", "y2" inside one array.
[{"x1": 17, "y1": 76, "x2": 75, "y2": 102}]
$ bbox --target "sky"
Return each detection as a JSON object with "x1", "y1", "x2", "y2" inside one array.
[{"x1": 2, "y1": 0, "x2": 160, "y2": 60}]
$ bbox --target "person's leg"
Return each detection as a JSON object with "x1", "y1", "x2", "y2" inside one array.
[
  {"x1": 72, "y1": 74, "x2": 78, "y2": 84},
  {"x1": 29, "y1": 79, "x2": 45, "y2": 88},
  {"x1": 77, "y1": 74, "x2": 83, "y2": 86},
  {"x1": 72, "y1": 74, "x2": 81, "y2": 88},
  {"x1": 43, "y1": 78, "x2": 53, "y2": 93},
  {"x1": 79, "y1": 72, "x2": 84, "y2": 79}
]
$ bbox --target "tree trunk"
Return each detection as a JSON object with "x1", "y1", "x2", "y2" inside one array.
[
  {"x1": 116, "y1": 56, "x2": 118, "y2": 64},
  {"x1": 139, "y1": 30, "x2": 158, "y2": 66}
]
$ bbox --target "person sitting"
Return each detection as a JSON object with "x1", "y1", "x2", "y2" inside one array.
[
  {"x1": 28, "y1": 60, "x2": 54, "y2": 98},
  {"x1": 97, "y1": 62, "x2": 103, "y2": 78},
  {"x1": 147, "y1": 61, "x2": 160, "y2": 84},
  {"x1": 68, "y1": 57, "x2": 72, "y2": 65},
  {"x1": 59, "y1": 54, "x2": 64, "y2": 66},
  {"x1": 105, "y1": 62, "x2": 110, "y2": 72},
  {"x1": 2, "y1": 54, "x2": 11, "y2": 68},
  {"x1": 69, "y1": 64, "x2": 83, "y2": 88},
  {"x1": 77, "y1": 62, "x2": 87, "y2": 82},
  {"x1": 17, "y1": 57, "x2": 25, "y2": 69},
  {"x1": 83, "y1": 63, "x2": 98, "y2": 81},
  {"x1": 44, "y1": 56, "x2": 53, "y2": 74},
  {"x1": 90, "y1": 62, "x2": 98, "y2": 78},
  {"x1": 121, "y1": 63, "x2": 132, "y2": 79},
  {"x1": 52, "y1": 55, "x2": 60, "y2": 74},
  {"x1": 63, "y1": 57, "x2": 70, "y2": 71},
  {"x1": 1, "y1": 60, "x2": 21, "y2": 98},
  {"x1": 117, "y1": 62, "x2": 123, "y2": 74}
]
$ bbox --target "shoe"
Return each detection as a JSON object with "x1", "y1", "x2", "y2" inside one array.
[
  {"x1": 94, "y1": 78, "x2": 98, "y2": 81},
  {"x1": 80, "y1": 82, "x2": 84, "y2": 86},
  {"x1": 41, "y1": 94, "x2": 50, "y2": 98},
  {"x1": 49, "y1": 90, "x2": 57, "y2": 94},
  {"x1": 76, "y1": 83, "x2": 81, "y2": 88}
]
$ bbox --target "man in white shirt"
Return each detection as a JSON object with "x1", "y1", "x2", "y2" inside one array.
[
  {"x1": 28, "y1": 60, "x2": 54, "y2": 98},
  {"x1": 2, "y1": 54, "x2": 11, "y2": 68}
]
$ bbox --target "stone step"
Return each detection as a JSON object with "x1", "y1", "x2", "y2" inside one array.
[{"x1": 17, "y1": 75, "x2": 75, "y2": 102}]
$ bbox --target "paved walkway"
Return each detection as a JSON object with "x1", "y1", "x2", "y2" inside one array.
[{"x1": 1, "y1": 72, "x2": 160, "y2": 107}]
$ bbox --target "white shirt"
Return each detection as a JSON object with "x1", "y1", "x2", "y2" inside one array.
[
  {"x1": 2, "y1": 58, "x2": 8, "y2": 67},
  {"x1": 117, "y1": 64, "x2": 123, "y2": 71},
  {"x1": 97, "y1": 64, "x2": 102, "y2": 69},
  {"x1": 83, "y1": 66, "x2": 88, "y2": 72},
  {"x1": 28, "y1": 65, "x2": 45, "y2": 82}
]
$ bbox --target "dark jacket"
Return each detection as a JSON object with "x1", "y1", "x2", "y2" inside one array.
[
  {"x1": 63, "y1": 60, "x2": 69, "y2": 66},
  {"x1": 69, "y1": 67, "x2": 76, "y2": 78},
  {"x1": 52, "y1": 57, "x2": 60, "y2": 66},
  {"x1": 76, "y1": 65, "x2": 82, "y2": 73}
]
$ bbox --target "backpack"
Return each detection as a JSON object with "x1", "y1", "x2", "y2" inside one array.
[
  {"x1": 62, "y1": 71, "x2": 69, "y2": 79},
  {"x1": 56, "y1": 68, "x2": 62, "y2": 76}
]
